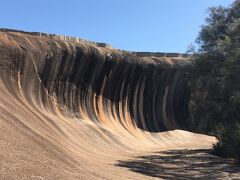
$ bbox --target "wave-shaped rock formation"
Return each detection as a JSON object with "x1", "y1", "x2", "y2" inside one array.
[{"x1": 0, "y1": 29, "x2": 216, "y2": 179}]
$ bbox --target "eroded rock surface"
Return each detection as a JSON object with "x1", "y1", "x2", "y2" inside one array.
[{"x1": 0, "y1": 29, "x2": 222, "y2": 179}]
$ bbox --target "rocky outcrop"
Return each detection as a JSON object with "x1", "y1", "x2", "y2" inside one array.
[
  {"x1": 0, "y1": 29, "x2": 219, "y2": 179},
  {"x1": 0, "y1": 29, "x2": 189, "y2": 132}
]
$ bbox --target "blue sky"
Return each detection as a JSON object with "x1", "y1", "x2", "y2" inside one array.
[{"x1": 0, "y1": 0, "x2": 234, "y2": 53}]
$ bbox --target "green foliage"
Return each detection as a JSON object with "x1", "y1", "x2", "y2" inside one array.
[
  {"x1": 188, "y1": 0, "x2": 240, "y2": 160},
  {"x1": 212, "y1": 122, "x2": 240, "y2": 162}
]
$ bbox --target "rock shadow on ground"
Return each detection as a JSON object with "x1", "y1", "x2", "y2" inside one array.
[{"x1": 115, "y1": 149, "x2": 240, "y2": 179}]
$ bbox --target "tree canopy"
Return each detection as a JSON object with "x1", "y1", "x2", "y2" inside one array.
[{"x1": 189, "y1": 0, "x2": 240, "y2": 161}]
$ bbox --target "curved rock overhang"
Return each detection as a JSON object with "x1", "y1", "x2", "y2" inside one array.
[{"x1": 0, "y1": 29, "x2": 190, "y2": 132}]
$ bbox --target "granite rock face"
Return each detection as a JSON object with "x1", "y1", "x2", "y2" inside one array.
[
  {"x1": 0, "y1": 29, "x2": 219, "y2": 179},
  {"x1": 0, "y1": 29, "x2": 189, "y2": 132}
]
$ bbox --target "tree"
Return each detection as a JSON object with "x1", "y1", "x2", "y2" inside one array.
[{"x1": 188, "y1": 0, "x2": 240, "y2": 161}]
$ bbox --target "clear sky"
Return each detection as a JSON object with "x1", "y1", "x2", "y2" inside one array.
[{"x1": 0, "y1": 0, "x2": 234, "y2": 53}]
